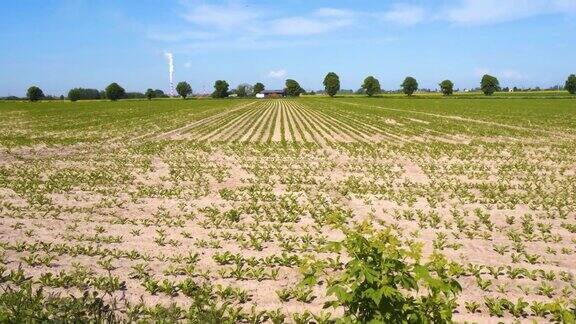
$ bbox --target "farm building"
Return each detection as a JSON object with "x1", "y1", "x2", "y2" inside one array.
[{"x1": 256, "y1": 90, "x2": 285, "y2": 98}]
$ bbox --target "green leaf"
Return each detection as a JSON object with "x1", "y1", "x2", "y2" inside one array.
[{"x1": 366, "y1": 288, "x2": 383, "y2": 305}]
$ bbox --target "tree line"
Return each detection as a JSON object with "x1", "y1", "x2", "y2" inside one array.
[
  {"x1": 358, "y1": 74, "x2": 539, "y2": 97},
  {"x1": 67, "y1": 87, "x2": 169, "y2": 101},
  {"x1": 21, "y1": 84, "x2": 171, "y2": 102},
  {"x1": 21, "y1": 74, "x2": 576, "y2": 101}
]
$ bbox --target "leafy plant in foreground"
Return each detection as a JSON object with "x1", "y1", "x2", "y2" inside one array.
[
  {"x1": 0, "y1": 282, "x2": 117, "y2": 322},
  {"x1": 325, "y1": 224, "x2": 461, "y2": 323}
]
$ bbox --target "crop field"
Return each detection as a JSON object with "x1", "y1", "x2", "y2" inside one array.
[{"x1": 0, "y1": 97, "x2": 575, "y2": 322}]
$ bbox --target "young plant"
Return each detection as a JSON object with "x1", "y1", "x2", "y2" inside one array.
[{"x1": 324, "y1": 224, "x2": 461, "y2": 323}]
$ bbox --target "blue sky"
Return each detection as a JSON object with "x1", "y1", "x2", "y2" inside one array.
[{"x1": 1, "y1": 0, "x2": 575, "y2": 96}]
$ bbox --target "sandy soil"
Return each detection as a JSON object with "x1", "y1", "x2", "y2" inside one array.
[{"x1": 1, "y1": 100, "x2": 574, "y2": 323}]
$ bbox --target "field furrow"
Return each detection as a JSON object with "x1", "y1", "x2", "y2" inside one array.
[
  {"x1": 282, "y1": 100, "x2": 302, "y2": 142},
  {"x1": 294, "y1": 103, "x2": 342, "y2": 143},
  {"x1": 286, "y1": 100, "x2": 325, "y2": 144},
  {"x1": 298, "y1": 104, "x2": 359, "y2": 142},
  {"x1": 200, "y1": 102, "x2": 264, "y2": 141},
  {"x1": 192, "y1": 104, "x2": 261, "y2": 139},
  {"x1": 1, "y1": 95, "x2": 575, "y2": 324},
  {"x1": 259, "y1": 100, "x2": 278, "y2": 142},
  {"x1": 218, "y1": 104, "x2": 269, "y2": 142},
  {"x1": 242, "y1": 101, "x2": 275, "y2": 142},
  {"x1": 270, "y1": 101, "x2": 283, "y2": 142},
  {"x1": 159, "y1": 101, "x2": 257, "y2": 139}
]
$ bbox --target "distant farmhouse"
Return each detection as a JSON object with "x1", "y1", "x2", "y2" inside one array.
[{"x1": 256, "y1": 90, "x2": 285, "y2": 98}]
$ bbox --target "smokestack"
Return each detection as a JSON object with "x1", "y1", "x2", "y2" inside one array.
[{"x1": 165, "y1": 52, "x2": 174, "y2": 96}]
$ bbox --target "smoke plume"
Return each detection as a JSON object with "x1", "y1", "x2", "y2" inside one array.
[{"x1": 164, "y1": 52, "x2": 174, "y2": 96}]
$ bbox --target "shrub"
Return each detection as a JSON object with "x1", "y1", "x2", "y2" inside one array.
[{"x1": 325, "y1": 224, "x2": 461, "y2": 323}]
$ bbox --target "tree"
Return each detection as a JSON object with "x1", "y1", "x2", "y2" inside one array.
[
  {"x1": 154, "y1": 89, "x2": 167, "y2": 98},
  {"x1": 145, "y1": 88, "x2": 156, "y2": 100},
  {"x1": 439, "y1": 80, "x2": 454, "y2": 96},
  {"x1": 176, "y1": 81, "x2": 192, "y2": 99},
  {"x1": 401, "y1": 77, "x2": 418, "y2": 96},
  {"x1": 254, "y1": 82, "x2": 265, "y2": 95},
  {"x1": 285, "y1": 79, "x2": 304, "y2": 97},
  {"x1": 212, "y1": 80, "x2": 230, "y2": 98},
  {"x1": 480, "y1": 74, "x2": 500, "y2": 96},
  {"x1": 68, "y1": 89, "x2": 81, "y2": 102},
  {"x1": 124, "y1": 92, "x2": 146, "y2": 99},
  {"x1": 362, "y1": 76, "x2": 381, "y2": 97},
  {"x1": 27, "y1": 86, "x2": 44, "y2": 101},
  {"x1": 68, "y1": 88, "x2": 100, "y2": 101},
  {"x1": 236, "y1": 83, "x2": 253, "y2": 97},
  {"x1": 323, "y1": 72, "x2": 341, "y2": 97},
  {"x1": 105, "y1": 83, "x2": 125, "y2": 101},
  {"x1": 565, "y1": 74, "x2": 576, "y2": 95}
]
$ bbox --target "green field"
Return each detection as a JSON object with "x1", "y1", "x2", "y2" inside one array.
[{"x1": 0, "y1": 97, "x2": 575, "y2": 322}]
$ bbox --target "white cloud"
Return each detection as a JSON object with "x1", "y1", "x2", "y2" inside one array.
[
  {"x1": 184, "y1": 62, "x2": 192, "y2": 68},
  {"x1": 267, "y1": 7, "x2": 354, "y2": 36},
  {"x1": 147, "y1": 30, "x2": 216, "y2": 42},
  {"x1": 474, "y1": 67, "x2": 491, "y2": 77},
  {"x1": 380, "y1": 4, "x2": 425, "y2": 26},
  {"x1": 446, "y1": 0, "x2": 576, "y2": 26},
  {"x1": 179, "y1": 2, "x2": 354, "y2": 37},
  {"x1": 314, "y1": 7, "x2": 356, "y2": 19},
  {"x1": 269, "y1": 16, "x2": 352, "y2": 36},
  {"x1": 268, "y1": 69, "x2": 287, "y2": 78},
  {"x1": 502, "y1": 69, "x2": 525, "y2": 80},
  {"x1": 474, "y1": 67, "x2": 526, "y2": 80},
  {"x1": 148, "y1": 0, "x2": 575, "y2": 54},
  {"x1": 179, "y1": 37, "x2": 316, "y2": 52},
  {"x1": 181, "y1": 2, "x2": 260, "y2": 30}
]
